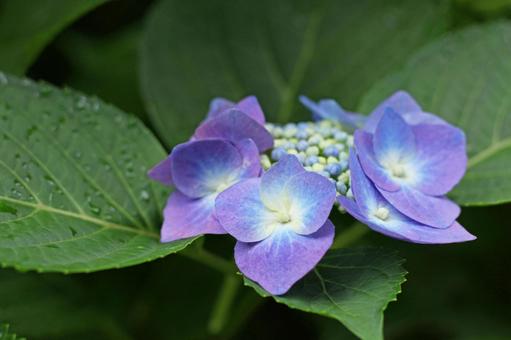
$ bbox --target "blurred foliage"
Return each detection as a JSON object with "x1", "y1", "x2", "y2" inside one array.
[
  {"x1": 0, "y1": 0, "x2": 106, "y2": 75},
  {"x1": 0, "y1": 0, "x2": 511, "y2": 339},
  {"x1": 140, "y1": 0, "x2": 451, "y2": 147}
]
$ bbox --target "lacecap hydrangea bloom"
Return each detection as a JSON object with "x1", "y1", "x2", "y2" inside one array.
[{"x1": 149, "y1": 91, "x2": 475, "y2": 295}]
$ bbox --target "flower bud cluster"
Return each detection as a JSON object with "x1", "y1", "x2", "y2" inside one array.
[{"x1": 263, "y1": 120, "x2": 353, "y2": 198}]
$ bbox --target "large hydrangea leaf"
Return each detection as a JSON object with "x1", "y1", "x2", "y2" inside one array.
[
  {"x1": 0, "y1": 74, "x2": 195, "y2": 273},
  {"x1": 140, "y1": 0, "x2": 449, "y2": 147},
  {"x1": 245, "y1": 247, "x2": 406, "y2": 340},
  {"x1": 0, "y1": 0, "x2": 107, "y2": 75},
  {"x1": 359, "y1": 22, "x2": 511, "y2": 206}
]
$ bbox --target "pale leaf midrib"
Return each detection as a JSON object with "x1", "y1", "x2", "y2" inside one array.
[
  {"x1": 467, "y1": 137, "x2": 511, "y2": 169},
  {"x1": 0, "y1": 195, "x2": 159, "y2": 239}
]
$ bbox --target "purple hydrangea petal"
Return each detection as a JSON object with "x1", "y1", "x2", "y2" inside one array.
[
  {"x1": 378, "y1": 186, "x2": 460, "y2": 229},
  {"x1": 299, "y1": 95, "x2": 366, "y2": 128},
  {"x1": 354, "y1": 130, "x2": 400, "y2": 192},
  {"x1": 285, "y1": 171, "x2": 336, "y2": 235},
  {"x1": 347, "y1": 149, "x2": 380, "y2": 214},
  {"x1": 401, "y1": 111, "x2": 449, "y2": 126},
  {"x1": 337, "y1": 196, "x2": 366, "y2": 221},
  {"x1": 161, "y1": 191, "x2": 224, "y2": 242},
  {"x1": 237, "y1": 96, "x2": 266, "y2": 125},
  {"x1": 373, "y1": 108, "x2": 415, "y2": 165},
  {"x1": 216, "y1": 178, "x2": 276, "y2": 243},
  {"x1": 364, "y1": 91, "x2": 422, "y2": 132},
  {"x1": 411, "y1": 124, "x2": 467, "y2": 195},
  {"x1": 235, "y1": 220, "x2": 335, "y2": 295},
  {"x1": 207, "y1": 98, "x2": 234, "y2": 119},
  {"x1": 235, "y1": 138, "x2": 262, "y2": 178},
  {"x1": 148, "y1": 155, "x2": 173, "y2": 186},
  {"x1": 260, "y1": 155, "x2": 305, "y2": 209},
  {"x1": 170, "y1": 139, "x2": 243, "y2": 198},
  {"x1": 207, "y1": 96, "x2": 265, "y2": 125},
  {"x1": 194, "y1": 109, "x2": 273, "y2": 152}
]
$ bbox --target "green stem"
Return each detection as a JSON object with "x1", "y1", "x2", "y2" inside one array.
[
  {"x1": 208, "y1": 274, "x2": 241, "y2": 334},
  {"x1": 331, "y1": 222, "x2": 369, "y2": 249},
  {"x1": 180, "y1": 246, "x2": 236, "y2": 275}
]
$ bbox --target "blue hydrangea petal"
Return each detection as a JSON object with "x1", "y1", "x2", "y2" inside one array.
[
  {"x1": 234, "y1": 220, "x2": 335, "y2": 295},
  {"x1": 347, "y1": 149, "x2": 379, "y2": 214},
  {"x1": 207, "y1": 97, "x2": 234, "y2": 119},
  {"x1": 194, "y1": 109, "x2": 273, "y2": 152},
  {"x1": 299, "y1": 95, "x2": 366, "y2": 128},
  {"x1": 378, "y1": 186, "x2": 461, "y2": 229},
  {"x1": 354, "y1": 130, "x2": 400, "y2": 192},
  {"x1": 364, "y1": 90, "x2": 422, "y2": 133},
  {"x1": 216, "y1": 178, "x2": 277, "y2": 242},
  {"x1": 401, "y1": 111, "x2": 449, "y2": 126},
  {"x1": 411, "y1": 124, "x2": 467, "y2": 196},
  {"x1": 236, "y1": 96, "x2": 266, "y2": 125},
  {"x1": 373, "y1": 109, "x2": 415, "y2": 165},
  {"x1": 285, "y1": 171, "x2": 336, "y2": 235},
  {"x1": 161, "y1": 191, "x2": 224, "y2": 242},
  {"x1": 235, "y1": 138, "x2": 263, "y2": 178},
  {"x1": 260, "y1": 155, "x2": 305, "y2": 210},
  {"x1": 206, "y1": 96, "x2": 265, "y2": 125},
  {"x1": 170, "y1": 139, "x2": 244, "y2": 198},
  {"x1": 148, "y1": 155, "x2": 173, "y2": 186}
]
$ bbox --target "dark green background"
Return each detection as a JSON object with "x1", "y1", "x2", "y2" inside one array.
[{"x1": 1, "y1": 0, "x2": 511, "y2": 339}]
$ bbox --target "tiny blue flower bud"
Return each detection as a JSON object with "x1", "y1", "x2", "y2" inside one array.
[
  {"x1": 339, "y1": 160, "x2": 348, "y2": 171},
  {"x1": 336, "y1": 181, "x2": 347, "y2": 195},
  {"x1": 334, "y1": 131, "x2": 347, "y2": 141},
  {"x1": 283, "y1": 141, "x2": 295, "y2": 150},
  {"x1": 308, "y1": 135, "x2": 322, "y2": 145},
  {"x1": 305, "y1": 155, "x2": 318, "y2": 166},
  {"x1": 296, "y1": 140, "x2": 309, "y2": 151},
  {"x1": 323, "y1": 145, "x2": 339, "y2": 157},
  {"x1": 326, "y1": 163, "x2": 342, "y2": 176},
  {"x1": 297, "y1": 122, "x2": 309, "y2": 129},
  {"x1": 271, "y1": 147, "x2": 287, "y2": 161},
  {"x1": 296, "y1": 130, "x2": 309, "y2": 139}
]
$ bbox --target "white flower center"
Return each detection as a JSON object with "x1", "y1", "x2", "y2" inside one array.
[
  {"x1": 388, "y1": 162, "x2": 407, "y2": 178},
  {"x1": 275, "y1": 210, "x2": 292, "y2": 224},
  {"x1": 374, "y1": 207, "x2": 390, "y2": 221}
]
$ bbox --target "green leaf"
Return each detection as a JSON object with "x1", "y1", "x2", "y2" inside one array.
[
  {"x1": 0, "y1": 324, "x2": 25, "y2": 340},
  {"x1": 0, "y1": 74, "x2": 194, "y2": 273},
  {"x1": 358, "y1": 22, "x2": 511, "y2": 206},
  {"x1": 0, "y1": 0, "x2": 107, "y2": 75},
  {"x1": 140, "y1": 0, "x2": 450, "y2": 147},
  {"x1": 244, "y1": 247, "x2": 406, "y2": 340}
]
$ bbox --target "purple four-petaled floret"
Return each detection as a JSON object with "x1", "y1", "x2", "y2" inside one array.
[
  {"x1": 338, "y1": 150, "x2": 475, "y2": 244},
  {"x1": 150, "y1": 138, "x2": 261, "y2": 242},
  {"x1": 215, "y1": 155, "x2": 336, "y2": 295}
]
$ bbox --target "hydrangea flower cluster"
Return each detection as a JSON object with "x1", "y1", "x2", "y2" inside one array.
[{"x1": 149, "y1": 91, "x2": 475, "y2": 295}]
